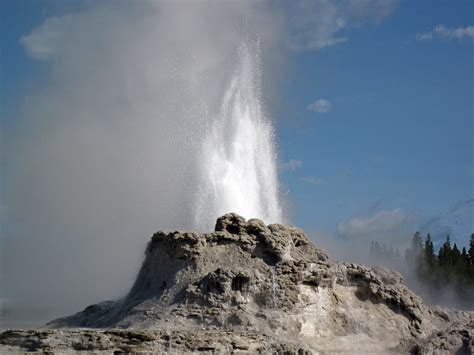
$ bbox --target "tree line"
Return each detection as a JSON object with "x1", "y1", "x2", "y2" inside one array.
[{"x1": 370, "y1": 233, "x2": 474, "y2": 306}]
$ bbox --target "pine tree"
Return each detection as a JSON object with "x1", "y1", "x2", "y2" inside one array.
[
  {"x1": 438, "y1": 235, "x2": 452, "y2": 266},
  {"x1": 459, "y1": 247, "x2": 470, "y2": 283},
  {"x1": 461, "y1": 247, "x2": 469, "y2": 266},
  {"x1": 406, "y1": 232, "x2": 423, "y2": 261},
  {"x1": 452, "y1": 243, "x2": 462, "y2": 278},
  {"x1": 469, "y1": 233, "x2": 474, "y2": 265},
  {"x1": 468, "y1": 234, "x2": 474, "y2": 280},
  {"x1": 452, "y1": 243, "x2": 461, "y2": 260},
  {"x1": 413, "y1": 231, "x2": 423, "y2": 255},
  {"x1": 438, "y1": 235, "x2": 454, "y2": 282},
  {"x1": 424, "y1": 233, "x2": 436, "y2": 268},
  {"x1": 406, "y1": 232, "x2": 424, "y2": 278},
  {"x1": 402, "y1": 231, "x2": 474, "y2": 303}
]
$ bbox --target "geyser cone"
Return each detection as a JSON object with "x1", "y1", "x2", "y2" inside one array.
[{"x1": 37, "y1": 213, "x2": 473, "y2": 354}]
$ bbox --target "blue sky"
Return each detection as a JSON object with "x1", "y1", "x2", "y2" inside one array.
[
  {"x1": 1, "y1": 0, "x2": 473, "y2": 250},
  {"x1": 277, "y1": 0, "x2": 473, "y2": 248}
]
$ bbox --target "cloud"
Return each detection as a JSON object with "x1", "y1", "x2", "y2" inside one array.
[
  {"x1": 307, "y1": 99, "x2": 332, "y2": 113},
  {"x1": 336, "y1": 208, "x2": 417, "y2": 245},
  {"x1": 308, "y1": 207, "x2": 416, "y2": 265},
  {"x1": 281, "y1": 159, "x2": 303, "y2": 172},
  {"x1": 19, "y1": 1, "x2": 400, "y2": 59},
  {"x1": 301, "y1": 176, "x2": 326, "y2": 185},
  {"x1": 3, "y1": 0, "x2": 401, "y2": 329},
  {"x1": 416, "y1": 25, "x2": 474, "y2": 41},
  {"x1": 20, "y1": 16, "x2": 72, "y2": 61},
  {"x1": 416, "y1": 32, "x2": 433, "y2": 41},
  {"x1": 287, "y1": 0, "x2": 399, "y2": 51},
  {"x1": 419, "y1": 199, "x2": 474, "y2": 244},
  {"x1": 345, "y1": 0, "x2": 400, "y2": 23},
  {"x1": 332, "y1": 206, "x2": 474, "y2": 309},
  {"x1": 4, "y1": 0, "x2": 283, "y2": 326}
]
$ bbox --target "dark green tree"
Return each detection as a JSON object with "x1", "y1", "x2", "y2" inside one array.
[
  {"x1": 424, "y1": 233, "x2": 436, "y2": 268},
  {"x1": 451, "y1": 243, "x2": 463, "y2": 280},
  {"x1": 367, "y1": 231, "x2": 474, "y2": 305},
  {"x1": 461, "y1": 247, "x2": 469, "y2": 266},
  {"x1": 469, "y1": 233, "x2": 474, "y2": 265},
  {"x1": 438, "y1": 235, "x2": 452, "y2": 267},
  {"x1": 452, "y1": 243, "x2": 461, "y2": 262},
  {"x1": 406, "y1": 232, "x2": 423, "y2": 262},
  {"x1": 468, "y1": 234, "x2": 474, "y2": 279}
]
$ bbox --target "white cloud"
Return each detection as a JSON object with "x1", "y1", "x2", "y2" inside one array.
[
  {"x1": 416, "y1": 25, "x2": 474, "y2": 41},
  {"x1": 20, "y1": 16, "x2": 72, "y2": 61},
  {"x1": 281, "y1": 159, "x2": 303, "y2": 172},
  {"x1": 416, "y1": 32, "x2": 433, "y2": 41},
  {"x1": 301, "y1": 176, "x2": 326, "y2": 185},
  {"x1": 346, "y1": 0, "x2": 399, "y2": 22},
  {"x1": 287, "y1": 0, "x2": 399, "y2": 51},
  {"x1": 307, "y1": 99, "x2": 332, "y2": 113},
  {"x1": 20, "y1": 1, "x2": 400, "y2": 60},
  {"x1": 310, "y1": 207, "x2": 417, "y2": 265},
  {"x1": 336, "y1": 208, "x2": 417, "y2": 245},
  {"x1": 8, "y1": 0, "x2": 284, "y2": 327}
]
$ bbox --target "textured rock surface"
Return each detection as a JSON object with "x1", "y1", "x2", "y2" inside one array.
[
  {"x1": 1, "y1": 213, "x2": 473, "y2": 354},
  {"x1": 0, "y1": 329, "x2": 309, "y2": 354}
]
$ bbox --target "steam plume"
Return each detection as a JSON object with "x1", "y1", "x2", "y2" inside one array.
[{"x1": 2, "y1": 1, "x2": 282, "y2": 325}]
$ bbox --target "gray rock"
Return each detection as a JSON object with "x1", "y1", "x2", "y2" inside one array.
[{"x1": 2, "y1": 213, "x2": 472, "y2": 354}]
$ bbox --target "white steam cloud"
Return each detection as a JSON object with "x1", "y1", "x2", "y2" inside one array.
[
  {"x1": 287, "y1": 0, "x2": 399, "y2": 50},
  {"x1": 2, "y1": 1, "x2": 283, "y2": 326},
  {"x1": 1, "y1": 0, "x2": 400, "y2": 327}
]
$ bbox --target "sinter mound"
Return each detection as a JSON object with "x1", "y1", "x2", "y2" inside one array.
[{"x1": 1, "y1": 213, "x2": 473, "y2": 354}]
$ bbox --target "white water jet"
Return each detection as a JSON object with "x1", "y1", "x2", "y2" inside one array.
[{"x1": 193, "y1": 41, "x2": 282, "y2": 230}]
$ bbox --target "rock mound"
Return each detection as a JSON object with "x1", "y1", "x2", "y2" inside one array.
[{"x1": 2, "y1": 214, "x2": 473, "y2": 354}]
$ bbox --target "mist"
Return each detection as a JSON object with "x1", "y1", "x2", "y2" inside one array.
[
  {"x1": 1, "y1": 0, "x2": 427, "y2": 328},
  {"x1": 1, "y1": 0, "x2": 285, "y2": 326},
  {"x1": 312, "y1": 205, "x2": 474, "y2": 310}
]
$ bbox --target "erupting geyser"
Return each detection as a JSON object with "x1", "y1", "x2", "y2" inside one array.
[{"x1": 193, "y1": 42, "x2": 282, "y2": 230}]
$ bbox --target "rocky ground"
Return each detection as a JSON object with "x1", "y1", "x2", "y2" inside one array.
[{"x1": 1, "y1": 213, "x2": 473, "y2": 354}]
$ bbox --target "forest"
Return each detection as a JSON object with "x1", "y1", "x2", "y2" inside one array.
[{"x1": 370, "y1": 233, "x2": 474, "y2": 306}]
